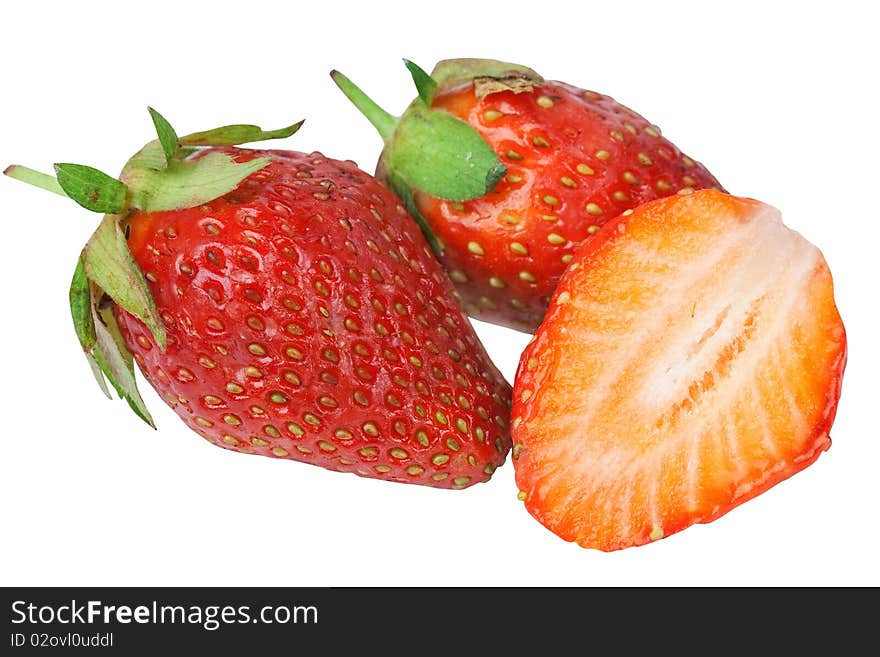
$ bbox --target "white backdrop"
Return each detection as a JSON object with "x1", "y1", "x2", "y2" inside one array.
[{"x1": 1, "y1": 0, "x2": 876, "y2": 586}]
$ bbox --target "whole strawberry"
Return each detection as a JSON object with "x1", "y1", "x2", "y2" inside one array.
[
  {"x1": 333, "y1": 58, "x2": 724, "y2": 331},
  {"x1": 6, "y1": 110, "x2": 512, "y2": 489}
]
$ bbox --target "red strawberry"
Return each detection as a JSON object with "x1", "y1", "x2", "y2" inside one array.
[
  {"x1": 510, "y1": 190, "x2": 846, "y2": 550},
  {"x1": 6, "y1": 109, "x2": 512, "y2": 489},
  {"x1": 332, "y1": 58, "x2": 723, "y2": 332}
]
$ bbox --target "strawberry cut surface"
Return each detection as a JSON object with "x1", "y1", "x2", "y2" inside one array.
[{"x1": 511, "y1": 190, "x2": 846, "y2": 550}]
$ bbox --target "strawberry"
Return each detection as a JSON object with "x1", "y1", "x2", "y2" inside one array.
[
  {"x1": 332, "y1": 58, "x2": 723, "y2": 332},
  {"x1": 510, "y1": 190, "x2": 847, "y2": 550},
  {"x1": 6, "y1": 109, "x2": 512, "y2": 489}
]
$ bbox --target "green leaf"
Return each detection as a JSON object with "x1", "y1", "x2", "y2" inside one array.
[
  {"x1": 385, "y1": 168, "x2": 443, "y2": 256},
  {"x1": 125, "y1": 151, "x2": 271, "y2": 213},
  {"x1": 91, "y1": 297, "x2": 155, "y2": 427},
  {"x1": 69, "y1": 255, "x2": 111, "y2": 399},
  {"x1": 385, "y1": 106, "x2": 506, "y2": 201},
  {"x1": 85, "y1": 351, "x2": 112, "y2": 399},
  {"x1": 69, "y1": 254, "x2": 96, "y2": 351},
  {"x1": 54, "y1": 163, "x2": 128, "y2": 214},
  {"x1": 430, "y1": 58, "x2": 544, "y2": 98},
  {"x1": 148, "y1": 107, "x2": 180, "y2": 164},
  {"x1": 123, "y1": 140, "x2": 167, "y2": 174},
  {"x1": 404, "y1": 59, "x2": 437, "y2": 105},
  {"x1": 179, "y1": 120, "x2": 303, "y2": 147},
  {"x1": 4, "y1": 165, "x2": 67, "y2": 196},
  {"x1": 83, "y1": 215, "x2": 167, "y2": 349},
  {"x1": 486, "y1": 160, "x2": 507, "y2": 190}
]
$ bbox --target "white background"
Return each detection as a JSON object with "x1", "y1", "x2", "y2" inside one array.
[{"x1": 1, "y1": 0, "x2": 877, "y2": 587}]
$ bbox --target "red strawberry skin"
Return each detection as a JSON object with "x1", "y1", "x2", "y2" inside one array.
[
  {"x1": 115, "y1": 148, "x2": 512, "y2": 489},
  {"x1": 415, "y1": 80, "x2": 723, "y2": 331},
  {"x1": 510, "y1": 190, "x2": 846, "y2": 549}
]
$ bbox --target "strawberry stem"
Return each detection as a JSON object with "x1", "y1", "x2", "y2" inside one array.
[
  {"x1": 330, "y1": 70, "x2": 397, "y2": 142},
  {"x1": 3, "y1": 165, "x2": 67, "y2": 196}
]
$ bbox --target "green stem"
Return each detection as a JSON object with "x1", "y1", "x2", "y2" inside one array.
[
  {"x1": 330, "y1": 70, "x2": 397, "y2": 142},
  {"x1": 4, "y1": 165, "x2": 67, "y2": 196}
]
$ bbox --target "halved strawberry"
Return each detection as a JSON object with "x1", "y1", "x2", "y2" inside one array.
[{"x1": 511, "y1": 190, "x2": 847, "y2": 551}]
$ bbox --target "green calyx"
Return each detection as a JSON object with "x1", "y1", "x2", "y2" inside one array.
[
  {"x1": 331, "y1": 58, "x2": 542, "y2": 255},
  {"x1": 5, "y1": 109, "x2": 303, "y2": 426},
  {"x1": 430, "y1": 58, "x2": 543, "y2": 99}
]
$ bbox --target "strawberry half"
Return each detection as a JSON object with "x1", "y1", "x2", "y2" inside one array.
[
  {"x1": 511, "y1": 190, "x2": 846, "y2": 550},
  {"x1": 333, "y1": 58, "x2": 723, "y2": 332},
  {"x1": 6, "y1": 109, "x2": 512, "y2": 489}
]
